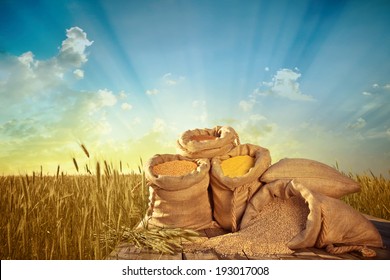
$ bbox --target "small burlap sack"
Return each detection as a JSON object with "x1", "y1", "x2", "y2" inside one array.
[
  {"x1": 260, "y1": 158, "x2": 360, "y2": 198},
  {"x1": 210, "y1": 144, "x2": 271, "y2": 232},
  {"x1": 141, "y1": 154, "x2": 214, "y2": 230},
  {"x1": 241, "y1": 180, "x2": 383, "y2": 257},
  {"x1": 177, "y1": 126, "x2": 240, "y2": 159}
]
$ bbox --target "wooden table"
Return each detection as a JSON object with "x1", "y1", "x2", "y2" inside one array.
[{"x1": 106, "y1": 216, "x2": 390, "y2": 260}]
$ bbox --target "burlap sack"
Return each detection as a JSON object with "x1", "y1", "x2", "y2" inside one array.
[
  {"x1": 260, "y1": 158, "x2": 360, "y2": 198},
  {"x1": 177, "y1": 126, "x2": 240, "y2": 159},
  {"x1": 141, "y1": 154, "x2": 214, "y2": 230},
  {"x1": 241, "y1": 180, "x2": 383, "y2": 256},
  {"x1": 210, "y1": 144, "x2": 271, "y2": 232}
]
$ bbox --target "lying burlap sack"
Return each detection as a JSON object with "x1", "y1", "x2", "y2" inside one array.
[
  {"x1": 260, "y1": 158, "x2": 360, "y2": 198},
  {"x1": 140, "y1": 154, "x2": 214, "y2": 230},
  {"x1": 210, "y1": 144, "x2": 271, "y2": 232},
  {"x1": 241, "y1": 180, "x2": 383, "y2": 257},
  {"x1": 177, "y1": 126, "x2": 240, "y2": 159}
]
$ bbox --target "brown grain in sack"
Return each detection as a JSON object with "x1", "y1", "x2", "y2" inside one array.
[
  {"x1": 260, "y1": 158, "x2": 360, "y2": 198},
  {"x1": 141, "y1": 154, "x2": 214, "y2": 230},
  {"x1": 210, "y1": 144, "x2": 271, "y2": 232},
  {"x1": 152, "y1": 160, "x2": 197, "y2": 176},
  {"x1": 177, "y1": 126, "x2": 240, "y2": 159},
  {"x1": 241, "y1": 179, "x2": 383, "y2": 257}
]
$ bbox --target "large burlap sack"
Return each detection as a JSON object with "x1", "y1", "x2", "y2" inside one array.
[
  {"x1": 241, "y1": 180, "x2": 383, "y2": 257},
  {"x1": 141, "y1": 154, "x2": 214, "y2": 230},
  {"x1": 260, "y1": 158, "x2": 360, "y2": 198},
  {"x1": 177, "y1": 126, "x2": 240, "y2": 159},
  {"x1": 210, "y1": 144, "x2": 271, "y2": 232}
]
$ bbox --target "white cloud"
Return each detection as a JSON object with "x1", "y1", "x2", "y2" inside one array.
[
  {"x1": 73, "y1": 69, "x2": 84, "y2": 79},
  {"x1": 17, "y1": 51, "x2": 36, "y2": 68},
  {"x1": 362, "y1": 91, "x2": 372, "y2": 96},
  {"x1": 370, "y1": 83, "x2": 390, "y2": 91},
  {"x1": 239, "y1": 99, "x2": 255, "y2": 112},
  {"x1": 254, "y1": 68, "x2": 314, "y2": 101},
  {"x1": 348, "y1": 117, "x2": 367, "y2": 130},
  {"x1": 264, "y1": 67, "x2": 269, "y2": 71},
  {"x1": 162, "y1": 73, "x2": 184, "y2": 86},
  {"x1": 118, "y1": 90, "x2": 128, "y2": 99},
  {"x1": 121, "y1": 102, "x2": 133, "y2": 111},
  {"x1": 145, "y1": 88, "x2": 159, "y2": 95},
  {"x1": 259, "y1": 69, "x2": 313, "y2": 101},
  {"x1": 238, "y1": 68, "x2": 314, "y2": 112},
  {"x1": 57, "y1": 27, "x2": 93, "y2": 68},
  {"x1": 97, "y1": 89, "x2": 117, "y2": 107},
  {"x1": 0, "y1": 26, "x2": 93, "y2": 109}
]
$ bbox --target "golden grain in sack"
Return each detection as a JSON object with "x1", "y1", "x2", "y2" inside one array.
[
  {"x1": 177, "y1": 126, "x2": 240, "y2": 159},
  {"x1": 241, "y1": 180, "x2": 383, "y2": 257},
  {"x1": 260, "y1": 158, "x2": 360, "y2": 198},
  {"x1": 140, "y1": 154, "x2": 214, "y2": 230},
  {"x1": 210, "y1": 144, "x2": 271, "y2": 232}
]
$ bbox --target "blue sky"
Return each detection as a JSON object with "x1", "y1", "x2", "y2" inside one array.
[{"x1": 0, "y1": 0, "x2": 389, "y2": 176}]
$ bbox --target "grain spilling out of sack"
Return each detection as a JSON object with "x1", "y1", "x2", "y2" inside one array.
[
  {"x1": 184, "y1": 196, "x2": 309, "y2": 256},
  {"x1": 190, "y1": 135, "x2": 218, "y2": 141},
  {"x1": 220, "y1": 155, "x2": 255, "y2": 178},
  {"x1": 152, "y1": 160, "x2": 198, "y2": 176}
]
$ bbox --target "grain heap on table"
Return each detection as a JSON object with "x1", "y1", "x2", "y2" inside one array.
[{"x1": 184, "y1": 196, "x2": 309, "y2": 257}]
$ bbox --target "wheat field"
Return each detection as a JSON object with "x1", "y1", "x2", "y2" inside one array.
[
  {"x1": 0, "y1": 162, "x2": 149, "y2": 260},
  {"x1": 0, "y1": 154, "x2": 389, "y2": 259}
]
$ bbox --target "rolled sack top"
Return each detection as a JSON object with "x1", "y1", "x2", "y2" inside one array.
[{"x1": 177, "y1": 126, "x2": 240, "y2": 158}]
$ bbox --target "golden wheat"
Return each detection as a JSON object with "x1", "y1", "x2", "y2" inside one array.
[
  {"x1": 342, "y1": 171, "x2": 390, "y2": 220},
  {"x1": 0, "y1": 167, "x2": 148, "y2": 260}
]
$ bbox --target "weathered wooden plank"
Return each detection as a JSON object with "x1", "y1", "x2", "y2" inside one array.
[
  {"x1": 214, "y1": 251, "x2": 248, "y2": 260},
  {"x1": 183, "y1": 249, "x2": 220, "y2": 260},
  {"x1": 305, "y1": 247, "x2": 344, "y2": 260},
  {"x1": 292, "y1": 249, "x2": 319, "y2": 258},
  {"x1": 371, "y1": 221, "x2": 390, "y2": 247},
  {"x1": 106, "y1": 243, "x2": 182, "y2": 260}
]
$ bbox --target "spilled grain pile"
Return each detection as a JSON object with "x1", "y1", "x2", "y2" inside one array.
[{"x1": 184, "y1": 196, "x2": 309, "y2": 257}]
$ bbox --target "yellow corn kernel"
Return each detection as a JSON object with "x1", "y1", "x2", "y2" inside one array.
[{"x1": 221, "y1": 155, "x2": 254, "y2": 178}]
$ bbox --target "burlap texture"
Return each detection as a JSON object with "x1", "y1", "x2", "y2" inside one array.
[
  {"x1": 141, "y1": 154, "x2": 214, "y2": 230},
  {"x1": 210, "y1": 144, "x2": 271, "y2": 232},
  {"x1": 241, "y1": 180, "x2": 383, "y2": 252},
  {"x1": 177, "y1": 126, "x2": 240, "y2": 159},
  {"x1": 260, "y1": 158, "x2": 360, "y2": 198}
]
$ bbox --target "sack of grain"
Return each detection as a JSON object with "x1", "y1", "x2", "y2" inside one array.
[
  {"x1": 260, "y1": 158, "x2": 360, "y2": 198},
  {"x1": 241, "y1": 180, "x2": 383, "y2": 256},
  {"x1": 210, "y1": 144, "x2": 271, "y2": 232},
  {"x1": 141, "y1": 154, "x2": 214, "y2": 230},
  {"x1": 177, "y1": 126, "x2": 240, "y2": 159}
]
